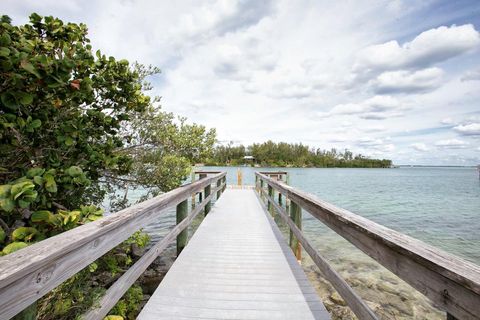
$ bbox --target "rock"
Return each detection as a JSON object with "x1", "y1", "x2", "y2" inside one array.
[
  {"x1": 329, "y1": 292, "x2": 346, "y2": 306},
  {"x1": 131, "y1": 243, "x2": 146, "y2": 258},
  {"x1": 379, "y1": 273, "x2": 399, "y2": 285},
  {"x1": 376, "y1": 282, "x2": 397, "y2": 295},
  {"x1": 322, "y1": 298, "x2": 335, "y2": 311},
  {"x1": 345, "y1": 276, "x2": 362, "y2": 287},
  {"x1": 138, "y1": 267, "x2": 166, "y2": 295},
  {"x1": 95, "y1": 271, "x2": 120, "y2": 287},
  {"x1": 330, "y1": 306, "x2": 355, "y2": 320}
]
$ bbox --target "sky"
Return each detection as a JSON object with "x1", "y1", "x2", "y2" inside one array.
[{"x1": 2, "y1": 0, "x2": 480, "y2": 165}]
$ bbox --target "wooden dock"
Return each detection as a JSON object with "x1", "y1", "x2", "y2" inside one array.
[
  {"x1": 1, "y1": 170, "x2": 480, "y2": 320},
  {"x1": 138, "y1": 189, "x2": 329, "y2": 319}
]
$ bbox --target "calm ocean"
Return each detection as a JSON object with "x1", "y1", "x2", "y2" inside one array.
[{"x1": 139, "y1": 166, "x2": 480, "y2": 265}]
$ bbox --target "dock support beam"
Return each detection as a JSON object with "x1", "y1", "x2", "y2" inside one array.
[
  {"x1": 198, "y1": 173, "x2": 206, "y2": 203},
  {"x1": 267, "y1": 185, "x2": 274, "y2": 216},
  {"x1": 289, "y1": 200, "x2": 302, "y2": 261},
  {"x1": 176, "y1": 199, "x2": 188, "y2": 255},
  {"x1": 204, "y1": 184, "x2": 211, "y2": 215},
  {"x1": 216, "y1": 179, "x2": 221, "y2": 199}
]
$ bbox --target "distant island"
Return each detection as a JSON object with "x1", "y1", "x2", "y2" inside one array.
[{"x1": 205, "y1": 141, "x2": 392, "y2": 168}]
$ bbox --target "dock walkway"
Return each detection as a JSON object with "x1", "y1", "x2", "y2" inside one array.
[
  {"x1": 137, "y1": 188, "x2": 330, "y2": 320},
  {"x1": 4, "y1": 171, "x2": 478, "y2": 320}
]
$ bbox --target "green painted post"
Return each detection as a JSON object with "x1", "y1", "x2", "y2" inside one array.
[
  {"x1": 176, "y1": 199, "x2": 188, "y2": 255},
  {"x1": 285, "y1": 173, "x2": 290, "y2": 213},
  {"x1": 289, "y1": 200, "x2": 302, "y2": 261},
  {"x1": 216, "y1": 179, "x2": 221, "y2": 199},
  {"x1": 198, "y1": 173, "x2": 206, "y2": 203},
  {"x1": 204, "y1": 184, "x2": 211, "y2": 215},
  {"x1": 191, "y1": 171, "x2": 196, "y2": 209},
  {"x1": 260, "y1": 180, "x2": 264, "y2": 200},
  {"x1": 255, "y1": 175, "x2": 258, "y2": 191},
  {"x1": 222, "y1": 176, "x2": 226, "y2": 192},
  {"x1": 278, "y1": 192, "x2": 283, "y2": 206},
  {"x1": 267, "y1": 185, "x2": 274, "y2": 216}
]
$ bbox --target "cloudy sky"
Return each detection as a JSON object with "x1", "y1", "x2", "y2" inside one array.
[{"x1": 3, "y1": 0, "x2": 480, "y2": 165}]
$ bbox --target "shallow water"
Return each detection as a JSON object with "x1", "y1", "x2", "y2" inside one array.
[
  {"x1": 200, "y1": 166, "x2": 480, "y2": 264},
  {"x1": 134, "y1": 166, "x2": 479, "y2": 318}
]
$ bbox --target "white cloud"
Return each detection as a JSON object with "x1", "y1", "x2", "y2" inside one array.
[
  {"x1": 2, "y1": 1, "x2": 480, "y2": 166},
  {"x1": 453, "y1": 123, "x2": 480, "y2": 135},
  {"x1": 371, "y1": 67, "x2": 444, "y2": 94},
  {"x1": 441, "y1": 117, "x2": 455, "y2": 125},
  {"x1": 328, "y1": 95, "x2": 404, "y2": 120},
  {"x1": 356, "y1": 138, "x2": 395, "y2": 153},
  {"x1": 363, "y1": 125, "x2": 386, "y2": 132},
  {"x1": 461, "y1": 69, "x2": 480, "y2": 82},
  {"x1": 410, "y1": 143, "x2": 429, "y2": 151},
  {"x1": 355, "y1": 24, "x2": 480, "y2": 74},
  {"x1": 435, "y1": 139, "x2": 470, "y2": 148}
]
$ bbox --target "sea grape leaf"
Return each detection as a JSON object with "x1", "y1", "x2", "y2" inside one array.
[{"x1": 2, "y1": 242, "x2": 28, "y2": 254}]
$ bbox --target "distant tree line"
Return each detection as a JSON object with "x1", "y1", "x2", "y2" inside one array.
[{"x1": 206, "y1": 141, "x2": 392, "y2": 168}]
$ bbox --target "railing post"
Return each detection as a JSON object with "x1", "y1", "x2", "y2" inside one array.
[
  {"x1": 278, "y1": 192, "x2": 283, "y2": 206},
  {"x1": 204, "y1": 183, "x2": 211, "y2": 215},
  {"x1": 260, "y1": 179, "x2": 264, "y2": 199},
  {"x1": 237, "y1": 168, "x2": 243, "y2": 186},
  {"x1": 216, "y1": 179, "x2": 221, "y2": 199},
  {"x1": 255, "y1": 175, "x2": 258, "y2": 191},
  {"x1": 289, "y1": 200, "x2": 302, "y2": 261},
  {"x1": 191, "y1": 171, "x2": 196, "y2": 209},
  {"x1": 176, "y1": 199, "x2": 188, "y2": 255},
  {"x1": 222, "y1": 176, "x2": 226, "y2": 192},
  {"x1": 267, "y1": 185, "x2": 274, "y2": 216},
  {"x1": 198, "y1": 173, "x2": 206, "y2": 202}
]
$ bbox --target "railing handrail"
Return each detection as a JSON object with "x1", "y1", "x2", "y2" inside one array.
[
  {"x1": 256, "y1": 171, "x2": 480, "y2": 320},
  {"x1": 0, "y1": 172, "x2": 226, "y2": 320}
]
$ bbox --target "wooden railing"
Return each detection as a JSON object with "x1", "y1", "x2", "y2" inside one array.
[
  {"x1": 255, "y1": 172, "x2": 480, "y2": 320},
  {"x1": 0, "y1": 171, "x2": 226, "y2": 320}
]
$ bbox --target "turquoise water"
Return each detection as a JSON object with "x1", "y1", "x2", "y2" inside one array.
[
  {"x1": 135, "y1": 166, "x2": 478, "y2": 317},
  {"x1": 200, "y1": 166, "x2": 480, "y2": 264},
  {"x1": 133, "y1": 166, "x2": 478, "y2": 317}
]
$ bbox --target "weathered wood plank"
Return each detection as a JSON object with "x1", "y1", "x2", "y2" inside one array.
[
  {"x1": 0, "y1": 173, "x2": 225, "y2": 320},
  {"x1": 137, "y1": 189, "x2": 330, "y2": 320},
  {"x1": 82, "y1": 190, "x2": 218, "y2": 320},
  {"x1": 257, "y1": 172, "x2": 480, "y2": 320},
  {"x1": 261, "y1": 190, "x2": 378, "y2": 320},
  {"x1": 289, "y1": 199, "x2": 302, "y2": 261},
  {"x1": 176, "y1": 199, "x2": 189, "y2": 255},
  {"x1": 204, "y1": 184, "x2": 211, "y2": 215}
]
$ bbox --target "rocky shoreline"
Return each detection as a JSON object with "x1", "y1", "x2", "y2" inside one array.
[
  {"x1": 302, "y1": 257, "x2": 444, "y2": 319},
  {"x1": 133, "y1": 228, "x2": 446, "y2": 320}
]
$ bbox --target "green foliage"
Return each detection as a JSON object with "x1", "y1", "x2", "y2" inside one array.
[
  {"x1": 105, "y1": 67, "x2": 216, "y2": 210},
  {"x1": 109, "y1": 285, "x2": 143, "y2": 320},
  {"x1": 37, "y1": 232, "x2": 150, "y2": 320},
  {"x1": 0, "y1": 12, "x2": 215, "y2": 319},
  {"x1": 104, "y1": 316, "x2": 124, "y2": 320},
  {"x1": 2, "y1": 241, "x2": 28, "y2": 254},
  {"x1": 0, "y1": 12, "x2": 150, "y2": 221},
  {"x1": 208, "y1": 141, "x2": 393, "y2": 168},
  {"x1": 37, "y1": 265, "x2": 106, "y2": 320}
]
